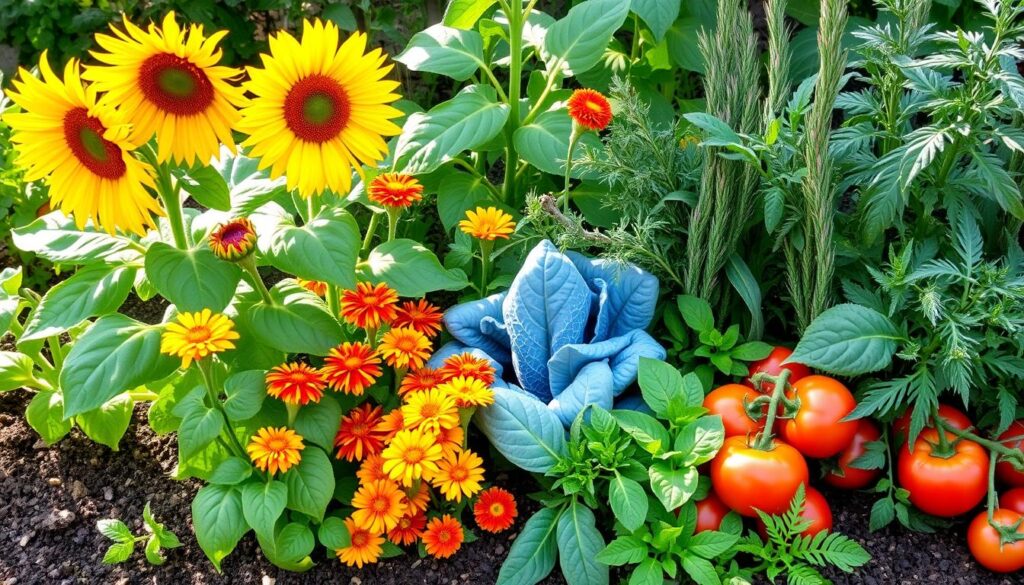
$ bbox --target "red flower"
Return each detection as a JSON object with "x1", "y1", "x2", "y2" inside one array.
[
  {"x1": 392, "y1": 299, "x2": 444, "y2": 338},
  {"x1": 339, "y1": 282, "x2": 399, "y2": 329},
  {"x1": 387, "y1": 511, "x2": 426, "y2": 546},
  {"x1": 399, "y1": 367, "x2": 445, "y2": 397},
  {"x1": 474, "y1": 487, "x2": 517, "y2": 533},
  {"x1": 567, "y1": 89, "x2": 612, "y2": 131},
  {"x1": 321, "y1": 342, "x2": 382, "y2": 395},
  {"x1": 422, "y1": 514, "x2": 464, "y2": 559},
  {"x1": 265, "y1": 362, "x2": 326, "y2": 405},
  {"x1": 439, "y1": 352, "x2": 496, "y2": 386},
  {"x1": 334, "y1": 403, "x2": 387, "y2": 461},
  {"x1": 368, "y1": 172, "x2": 424, "y2": 208}
]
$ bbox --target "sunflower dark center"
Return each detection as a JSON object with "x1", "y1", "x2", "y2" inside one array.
[
  {"x1": 63, "y1": 108, "x2": 127, "y2": 180},
  {"x1": 139, "y1": 53, "x2": 215, "y2": 116},
  {"x1": 283, "y1": 74, "x2": 350, "y2": 143}
]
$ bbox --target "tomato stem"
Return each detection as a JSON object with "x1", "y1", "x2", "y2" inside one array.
[
  {"x1": 753, "y1": 368, "x2": 791, "y2": 451},
  {"x1": 930, "y1": 404, "x2": 956, "y2": 457}
]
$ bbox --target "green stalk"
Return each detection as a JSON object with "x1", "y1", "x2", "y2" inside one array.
[
  {"x1": 501, "y1": 0, "x2": 525, "y2": 206},
  {"x1": 46, "y1": 336, "x2": 64, "y2": 371},
  {"x1": 754, "y1": 369, "x2": 791, "y2": 450},
  {"x1": 237, "y1": 255, "x2": 274, "y2": 305},
  {"x1": 386, "y1": 207, "x2": 401, "y2": 242},
  {"x1": 479, "y1": 239, "x2": 494, "y2": 298},
  {"x1": 197, "y1": 360, "x2": 248, "y2": 460},
  {"x1": 361, "y1": 212, "x2": 381, "y2": 255},
  {"x1": 158, "y1": 167, "x2": 189, "y2": 249},
  {"x1": 563, "y1": 126, "x2": 582, "y2": 213}
]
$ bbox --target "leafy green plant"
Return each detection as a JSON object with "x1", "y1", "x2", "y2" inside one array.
[{"x1": 97, "y1": 503, "x2": 181, "y2": 566}]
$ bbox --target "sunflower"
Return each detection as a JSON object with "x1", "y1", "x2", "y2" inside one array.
[
  {"x1": 338, "y1": 282, "x2": 399, "y2": 329},
  {"x1": 398, "y1": 366, "x2": 444, "y2": 397},
  {"x1": 432, "y1": 449, "x2": 485, "y2": 502},
  {"x1": 321, "y1": 342, "x2": 382, "y2": 395},
  {"x1": 401, "y1": 388, "x2": 459, "y2": 435},
  {"x1": 474, "y1": 487, "x2": 517, "y2": 533},
  {"x1": 336, "y1": 517, "x2": 384, "y2": 568},
  {"x1": 334, "y1": 403, "x2": 386, "y2": 461},
  {"x1": 357, "y1": 453, "x2": 388, "y2": 484},
  {"x1": 237, "y1": 19, "x2": 402, "y2": 198},
  {"x1": 208, "y1": 218, "x2": 257, "y2": 261},
  {"x1": 459, "y1": 207, "x2": 516, "y2": 241},
  {"x1": 246, "y1": 426, "x2": 304, "y2": 475},
  {"x1": 265, "y1": 362, "x2": 326, "y2": 405},
  {"x1": 422, "y1": 515, "x2": 464, "y2": 559},
  {"x1": 378, "y1": 327, "x2": 432, "y2": 370},
  {"x1": 392, "y1": 299, "x2": 443, "y2": 338},
  {"x1": 434, "y1": 424, "x2": 465, "y2": 461},
  {"x1": 567, "y1": 88, "x2": 613, "y2": 131},
  {"x1": 4, "y1": 52, "x2": 160, "y2": 236},
  {"x1": 439, "y1": 353, "x2": 496, "y2": 386},
  {"x1": 160, "y1": 309, "x2": 239, "y2": 368},
  {"x1": 387, "y1": 511, "x2": 425, "y2": 546},
  {"x1": 404, "y1": 481, "x2": 431, "y2": 514},
  {"x1": 367, "y1": 172, "x2": 423, "y2": 208},
  {"x1": 83, "y1": 12, "x2": 245, "y2": 166},
  {"x1": 351, "y1": 479, "x2": 407, "y2": 534},
  {"x1": 297, "y1": 278, "x2": 328, "y2": 297},
  {"x1": 381, "y1": 428, "x2": 443, "y2": 487},
  {"x1": 375, "y1": 408, "x2": 405, "y2": 442},
  {"x1": 437, "y1": 375, "x2": 495, "y2": 409}
]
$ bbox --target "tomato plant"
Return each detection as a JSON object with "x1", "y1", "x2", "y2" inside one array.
[
  {"x1": 703, "y1": 384, "x2": 764, "y2": 438},
  {"x1": 746, "y1": 346, "x2": 810, "y2": 394},
  {"x1": 967, "y1": 509, "x2": 1024, "y2": 573},
  {"x1": 823, "y1": 419, "x2": 883, "y2": 489},
  {"x1": 695, "y1": 490, "x2": 731, "y2": 533},
  {"x1": 711, "y1": 435, "x2": 809, "y2": 517},
  {"x1": 757, "y1": 485, "x2": 832, "y2": 539},
  {"x1": 996, "y1": 420, "x2": 1024, "y2": 487},
  {"x1": 897, "y1": 429, "x2": 988, "y2": 517},
  {"x1": 779, "y1": 375, "x2": 857, "y2": 459},
  {"x1": 892, "y1": 404, "x2": 972, "y2": 441}
]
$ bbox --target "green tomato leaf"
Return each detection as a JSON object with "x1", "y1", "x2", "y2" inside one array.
[
  {"x1": 789, "y1": 303, "x2": 901, "y2": 376},
  {"x1": 144, "y1": 242, "x2": 242, "y2": 313},
  {"x1": 21, "y1": 264, "x2": 136, "y2": 341}
]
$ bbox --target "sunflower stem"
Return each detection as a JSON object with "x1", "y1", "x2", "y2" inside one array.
[
  {"x1": 158, "y1": 166, "x2": 189, "y2": 249},
  {"x1": 479, "y1": 239, "x2": 494, "y2": 299},
  {"x1": 501, "y1": 0, "x2": 525, "y2": 206},
  {"x1": 327, "y1": 285, "x2": 341, "y2": 318},
  {"x1": 46, "y1": 335, "x2": 64, "y2": 372}
]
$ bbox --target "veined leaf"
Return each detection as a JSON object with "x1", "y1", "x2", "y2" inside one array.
[{"x1": 789, "y1": 304, "x2": 901, "y2": 376}]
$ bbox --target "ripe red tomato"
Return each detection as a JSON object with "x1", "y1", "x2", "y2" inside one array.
[
  {"x1": 779, "y1": 375, "x2": 858, "y2": 459},
  {"x1": 695, "y1": 490, "x2": 730, "y2": 533},
  {"x1": 897, "y1": 429, "x2": 988, "y2": 517},
  {"x1": 745, "y1": 346, "x2": 810, "y2": 394},
  {"x1": 967, "y1": 509, "x2": 1024, "y2": 573},
  {"x1": 756, "y1": 486, "x2": 833, "y2": 539},
  {"x1": 703, "y1": 384, "x2": 764, "y2": 438},
  {"x1": 892, "y1": 404, "x2": 972, "y2": 440},
  {"x1": 711, "y1": 435, "x2": 809, "y2": 517},
  {"x1": 823, "y1": 419, "x2": 883, "y2": 489},
  {"x1": 1000, "y1": 488, "x2": 1024, "y2": 515},
  {"x1": 996, "y1": 420, "x2": 1024, "y2": 487}
]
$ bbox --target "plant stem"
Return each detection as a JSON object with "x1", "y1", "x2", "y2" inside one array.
[
  {"x1": 238, "y1": 255, "x2": 274, "y2": 305},
  {"x1": 563, "y1": 126, "x2": 581, "y2": 213},
  {"x1": 386, "y1": 208, "x2": 401, "y2": 242},
  {"x1": 931, "y1": 404, "x2": 954, "y2": 454},
  {"x1": 754, "y1": 369, "x2": 791, "y2": 451},
  {"x1": 158, "y1": 168, "x2": 189, "y2": 249},
  {"x1": 327, "y1": 285, "x2": 340, "y2": 317},
  {"x1": 197, "y1": 360, "x2": 248, "y2": 460},
  {"x1": 46, "y1": 336, "x2": 64, "y2": 371},
  {"x1": 361, "y1": 213, "x2": 381, "y2": 255},
  {"x1": 479, "y1": 239, "x2": 494, "y2": 298},
  {"x1": 501, "y1": 0, "x2": 525, "y2": 206},
  {"x1": 286, "y1": 402, "x2": 300, "y2": 428}
]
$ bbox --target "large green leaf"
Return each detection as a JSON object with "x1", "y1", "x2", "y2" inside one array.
[
  {"x1": 192, "y1": 484, "x2": 248, "y2": 571},
  {"x1": 177, "y1": 165, "x2": 231, "y2": 211},
  {"x1": 294, "y1": 394, "x2": 342, "y2": 451},
  {"x1": 632, "y1": 0, "x2": 680, "y2": 41},
  {"x1": 513, "y1": 109, "x2": 601, "y2": 176},
  {"x1": 61, "y1": 314, "x2": 179, "y2": 417},
  {"x1": 789, "y1": 304, "x2": 901, "y2": 376},
  {"x1": 256, "y1": 522, "x2": 315, "y2": 572},
  {"x1": 178, "y1": 403, "x2": 226, "y2": 459},
  {"x1": 437, "y1": 171, "x2": 494, "y2": 230},
  {"x1": 263, "y1": 208, "x2": 361, "y2": 289},
  {"x1": 396, "y1": 24, "x2": 485, "y2": 80},
  {"x1": 474, "y1": 387, "x2": 567, "y2": 473},
  {"x1": 443, "y1": 0, "x2": 497, "y2": 29},
  {"x1": 12, "y1": 213, "x2": 142, "y2": 264},
  {"x1": 555, "y1": 501, "x2": 608, "y2": 585},
  {"x1": 637, "y1": 357, "x2": 683, "y2": 418},
  {"x1": 241, "y1": 479, "x2": 287, "y2": 541},
  {"x1": 76, "y1": 394, "x2": 134, "y2": 450},
  {"x1": 144, "y1": 243, "x2": 242, "y2": 313},
  {"x1": 609, "y1": 474, "x2": 648, "y2": 532},
  {"x1": 395, "y1": 86, "x2": 510, "y2": 174},
  {"x1": 648, "y1": 461, "x2": 699, "y2": 511},
  {"x1": 21, "y1": 264, "x2": 136, "y2": 341},
  {"x1": 212, "y1": 149, "x2": 287, "y2": 216},
  {"x1": 496, "y1": 507, "x2": 560, "y2": 585},
  {"x1": 284, "y1": 446, "x2": 334, "y2": 521},
  {"x1": 223, "y1": 370, "x2": 267, "y2": 421},
  {"x1": 26, "y1": 391, "x2": 72, "y2": 445},
  {"x1": 544, "y1": 0, "x2": 631, "y2": 76},
  {"x1": 246, "y1": 282, "x2": 343, "y2": 355},
  {"x1": 359, "y1": 239, "x2": 469, "y2": 297},
  {"x1": 0, "y1": 351, "x2": 35, "y2": 392}
]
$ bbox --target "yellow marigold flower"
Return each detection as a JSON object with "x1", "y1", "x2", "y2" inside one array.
[
  {"x1": 378, "y1": 326, "x2": 432, "y2": 370},
  {"x1": 401, "y1": 388, "x2": 459, "y2": 435},
  {"x1": 431, "y1": 449, "x2": 484, "y2": 502},
  {"x1": 375, "y1": 408, "x2": 405, "y2": 442},
  {"x1": 4, "y1": 52, "x2": 161, "y2": 236},
  {"x1": 351, "y1": 479, "x2": 407, "y2": 534},
  {"x1": 246, "y1": 426, "x2": 304, "y2": 475},
  {"x1": 336, "y1": 517, "x2": 383, "y2": 568},
  {"x1": 83, "y1": 12, "x2": 245, "y2": 166},
  {"x1": 381, "y1": 428, "x2": 443, "y2": 487},
  {"x1": 160, "y1": 309, "x2": 239, "y2": 368},
  {"x1": 208, "y1": 218, "x2": 257, "y2": 261},
  {"x1": 357, "y1": 453, "x2": 388, "y2": 484},
  {"x1": 265, "y1": 362, "x2": 326, "y2": 405},
  {"x1": 458, "y1": 207, "x2": 515, "y2": 241},
  {"x1": 237, "y1": 20, "x2": 402, "y2": 198},
  {"x1": 367, "y1": 172, "x2": 423, "y2": 208},
  {"x1": 437, "y1": 375, "x2": 495, "y2": 408}
]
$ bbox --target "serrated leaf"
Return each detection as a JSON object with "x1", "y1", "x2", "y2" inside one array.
[
  {"x1": 103, "y1": 541, "x2": 135, "y2": 564},
  {"x1": 97, "y1": 519, "x2": 134, "y2": 543},
  {"x1": 596, "y1": 535, "x2": 648, "y2": 566}
]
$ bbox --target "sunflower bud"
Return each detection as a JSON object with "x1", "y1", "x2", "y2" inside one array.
[{"x1": 209, "y1": 217, "x2": 257, "y2": 261}]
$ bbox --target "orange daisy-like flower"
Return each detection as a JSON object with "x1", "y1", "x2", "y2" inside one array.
[
  {"x1": 159, "y1": 309, "x2": 239, "y2": 368},
  {"x1": 422, "y1": 515, "x2": 464, "y2": 559},
  {"x1": 357, "y1": 453, "x2": 389, "y2": 484},
  {"x1": 401, "y1": 388, "x2": 459, "y2": 435},
  {"x1": 351, "y1": 479, "x2": 407, "y2": 533},
  {"x1": 334, "y1": 403, "x2": 387, "y2": 461},
  {"x1": 297, "y1": 278, "x2": 327, "y2": 297},
  {"x1": 336, "y1": 517, "x2": 384, "y2": 568},
  {"x1": 339, "y1": 282, "x2": 399, "y2": 329},
  {"x1": 437, "y1": 375, "x2": 495, "y2": 409},
  {"x1": 459, "y1": 207, "x2": 516, "y2": 241},
  {"x1": 367, "y1": 172, "x2": 423, "y2": 208},
  {"x1": 392, "y1": 299, "x2": 444, "y2": 338},
  {"x1": 265, "y1": 362, "x2": 326, "y2": 405},
  {"x1": 387, "y1": 511, "x2": 426, "y2": 546},
  {"x1": 432, "y1": 449, "x2": 485, "y2": 502},
  {"x1": 321, "y1": 342, "x2": 382, "y2": 395},
  {"x1": 439, "y1": 353, "x2": 496, "y2": 386},
  {"x1": 398, "y1": 367, "x2": 445, "y2": 397},
  {"x1": 434, "y1": 424, "x2": 466, "y2": 460},
  {"x1": 567, "y1": 88, "x2": 612, "y2": 132},
  {"x1": 378, "y1": 327, "x2": 432, "y2": 370},
  {"x1": 474, "y1": 487, "x2": 518, "y2": 533},
  {"x1": 246, "y1": 426, "x2": 304, "y2": 475},
  {"x1": 404, "y1": 481, "x2": 431, "y2": 514},
  {"x1": 208, "y1": 217, "x2": 257, "y2": 261},
  {"x1": 375, "y1": 408, "x2": 405, "y2": 442}
]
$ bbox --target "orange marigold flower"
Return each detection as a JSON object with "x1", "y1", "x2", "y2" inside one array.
[
  {"x1": 208, "y1": 217, "x2": 257, "y2": 261},
  {"x1": 336, "y1": 517, "x2": 384, "y2": 568},
  {"x1": 439, "y1": 353, "x2": 496, "y2": 385},
  {"x1": 351, "y1": 479, "x2": 407, "y2": 533},
  {"x1": 378, "y1": 327, "x2": 432, "y2": 370},
  {"x1": 474, "y1": 487, "x2": 518, "y2": 533},
  {"x1": 322, "y1": 342, "x2": 382, "y2": 395},
  {"x1": 398, "y1": 367, "x2": 445, "y2": 397},
  {"x1": 567, "y1": 88, "x2": 612, "y2": 131},
  {"x1": 265, "y1": 362, "x2": 326, "y2": 405},
  {"x1": 381, "y1": 428, "x2": 444, "y2": 487},
  {"x1": 334, "y1": 403, "x2": 387, "y2": 461},
  {"x1": 387, "y1": 511, "x2": 426, "y2": 546},
  {"x1": 246, "y1": 426, "x2": 304, "y2": 476},
  {"x1": 405, "y1": 480, "x2": 431, "y2": 514},
  {"x1": 401, "y1": 388, "x2": 459, "y2": 435},
  {"x1": 437, "y1": 375, "x2": 495, "y2": 409},
  {"x1": 392, "y1": 299, "x2": 443, "y2": 338},
  {"x1": 375, "y1": 408, "x2": 405, "y2": 441},
  {"x1": 432, "y1": 449, "x2": 485, "y2": 502},
  {"x1": 357, "y1": 453, "x2": 389, "y2": 484},
  {"x1": 160, "y1": 309, "x2": 239, "y2": 368},
  {"x1": 339, "y1": 282, "x2": 399, "y2": 329},
  {"x1": 422, "y1": 514, "x2": 464, "y2": 559},
  {"x1": 459, "y1": 206, "x2": 515, "y2": 241},
  {"x1": 367, "y1": 172, "x2": 423, "y2": 208},
  {"x1": 434, "y1": 424, "x2": 465, "y2": 460},
  {"x1": 297, "y1": 278, "x2": 327, "y2": 297}
]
